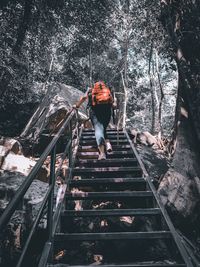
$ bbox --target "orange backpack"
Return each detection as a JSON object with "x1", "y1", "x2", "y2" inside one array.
[{"x1": 91, "y1": 81, "x2": 113, "y2": 106}]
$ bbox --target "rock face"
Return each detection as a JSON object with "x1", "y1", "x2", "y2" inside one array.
[
  {"x1": 0, "y1": 171, "x2": 48, "y2": 213},
  {"x1": 135, "y1": 131, "x2": 200, "y2": 234},
  {"x1": 0, "y1": 138, "x2": 49, "y2": 214},
  {"x1": 157, "y1": 116, "x2": 200, "y2": 235},
  {"x1": 20, "y1": 83, "x2": 87, "y2": 143},
  {"x1": 129, "y1": 129, "x2": 159, "y2": 147},
  {"x1": 1, "y1": 153, "x2": 48, "y2": 182},
  {"x1": 0, "y1": 138, "x2": 48, "y2": 182},
  {"x1": 0, "y1": 138, "x2": 50, "y2": 267},
  {"x1": 157, "y1": 140, "x2": 200, "y2": 229},
  {"x1": 0, "y1": 171, "x2": 49, "y2": 266},
  {"x1": 0, "y1": 138, "x2": 22, "y2": 154},
  {"x1": 129, "y1": 129, "x2": 170, "y2": 181},
  {"x1": 136, "y1": 144, "x2": 170, "y2": 182},
  {"x1": 1, "y1": 153, "x2": 35, "y2": 175},
  {"x1": 158, "y1": 171, "x2": 199, "y2": 224},
  {"x1": 0, "y1": 138, "x2": 22, "y2": 167}
]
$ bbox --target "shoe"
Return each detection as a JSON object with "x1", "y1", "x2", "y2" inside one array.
[
  {"x1": 98, "y1": 152, "x2": 106, "y2": 160},
  {"x1": 106, "y1": 141, "x2": 112, "y2": 152}
]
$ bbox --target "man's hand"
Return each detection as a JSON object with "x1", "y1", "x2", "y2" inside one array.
[
  {"x1": 72, "y1": 104, "x2": 78, "y2": 109},
  {"x1": 112, "y1": 103, "x2": 117, "y2": 109}
]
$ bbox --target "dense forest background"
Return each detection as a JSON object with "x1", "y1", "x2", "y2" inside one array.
[
  {"x1": 0, "y1": 0, "x2": 200, "y2": 261},
  {"x1": 0, "y1": 0, "x2": 179, "y2": 137}
]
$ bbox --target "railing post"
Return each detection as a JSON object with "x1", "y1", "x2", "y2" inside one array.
[
  {"x1": 69, "y1": 120, "x2": 73, "y2": 169},
  {"x1": 47, "y1": 145, "x2": 56, "y2": 241},
  {"x1": 75, "y1": 109, "x2": 79, "y2": 137}
]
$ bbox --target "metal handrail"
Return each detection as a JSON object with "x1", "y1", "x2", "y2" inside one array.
[
  {"x1": 0, "y1": 108, "x2": 78, "y2": 267},
  {"x1": 38, "y1": 124, "x2": 84, "y2": 267}
]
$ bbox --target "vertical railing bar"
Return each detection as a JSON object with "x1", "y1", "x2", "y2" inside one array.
[
  {"x1": 75, "y1": 109, "x2": 79, "y2": 137},
  {"x1": 55, "y1": 124, "x2": 79, "y2": 180},
  {"x1": 47, "y1": 145, "x2": 56, "y2": 241},
  {"x1": 55, "y1": 141, "x2": 71, "y2": 178},
  {"x1": 69, "y1": 120, "x2": 73, "y2": 169},
  {"x1": 51, "y1": 115, "x2": 80, "y2": 240},
  {"x1": 38, "y1": 241, "x2": 52, "y2": 267},
  {"x1": 53, "y1": 123, "x2": 83, "y2": 236},
  {"x1": 16, "y1": 186, "x2": 52, "y2": 267},
  {"x1": 39, "y1": 112, "x2": 81, "y2": 265}
]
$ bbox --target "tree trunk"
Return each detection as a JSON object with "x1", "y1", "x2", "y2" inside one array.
[
  {"x1": 158, "y1": 0, "x2": 200, "y2": 233},
  {"x1": 158, "y1": 104, "x2": 200, "y2": 227},
  {"x1": 121, "y1": 72, "x2": 128, "y2": 129},
  {"x1": 155, "y1": 49, "x2": 164, "y2": 136},
  {"x1": 13, "y1": 0, "x2": 33, "y2": 54},
  {"x1": 148, "y1": 43, "x2": 156, "y2": 134},
  {"x1": 89, "y1": 44, "x2": 93, "y2": 87}
]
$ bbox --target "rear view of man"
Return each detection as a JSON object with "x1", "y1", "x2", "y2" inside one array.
[{"x1": 73, "y1": 81, "x2": 117, "y2": 160}]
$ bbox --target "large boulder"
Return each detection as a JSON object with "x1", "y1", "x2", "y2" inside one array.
[
  {"x1": 1, "y1": 152, "x2": 48, "y2": 182},
  {"x1": 158, "y1": 170, "x2": 200, "y2": 228},
  {"x1": 1, "y1": 152, "x2": 35, "y2": 175},
  {"x1": 0, "y1": 138, "x2": 22, "y2": 154},
  {"x1": 136, "y1": 144, "x2": 170, "y2": 182},
  {"x1": 0, "y1": 171, "x2": 48, "y2": 213},
  {"x1": 0, "y1": 138, "x2": 48, "y2": 182},
  {"x1": 20, "y1": 83, "x2": 88, "y2": 143},
  {"x1": 0, "y1": 138, "x2": 22, "y2": 168}
]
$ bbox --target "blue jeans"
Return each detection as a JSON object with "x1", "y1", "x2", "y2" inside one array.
[{"x1": 90, "y1": 104, "x2": 112, "y2": 146}]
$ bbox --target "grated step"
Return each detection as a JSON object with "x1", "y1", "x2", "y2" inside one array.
[
  {"x1": 79, "y1": 140, "x2": 129, "y2": 146},
  {"x1": 48, "y1": 264, "x2": 186, "y2": 267},
  {"x1": 81, "y1": 135, "x2": 127, "y2": 140},
  {"x1": 70, "y1": 177, "x2": 145, "y2": 186},
  {"x1": 73, "y1": 167, "x2": 142, "y2": 177},
  {"x1": 78, "y1": 145, "x2": 132, "y2": 152},
  {"x1": 54, "y1": 231, "x2": 172, "y2": 241},
  {"x1": 82, "y1": 129, "x2": 123, "y2": 134},
  {"x1": 61, "y1": 208, "x2": 162, "y2": 217},
  {"x1": 65, "y1": 191, "x2": 153, "y2": 200},
  {"x1": 77, "y1": 151, "x2": 135, "y2": 159},
  {"x1": 75, "y1": 158, "x2": 138, "y2": 168}
]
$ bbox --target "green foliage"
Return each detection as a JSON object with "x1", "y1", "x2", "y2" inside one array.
[
  {"x1": 0, "y1": 0, "x2": 179, "y2": 137},
  {"x1": 0, "y1": 0, "x2": 114, "y2": 107}
]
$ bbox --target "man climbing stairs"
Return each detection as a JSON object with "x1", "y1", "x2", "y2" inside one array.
[{"x1": 42, "y1": 128, "x2": 193, "y2": 267}]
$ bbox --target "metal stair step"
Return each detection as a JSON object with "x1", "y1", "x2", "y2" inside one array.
[
  {"x1": 82, "y1": 129, "x2": 123, "y2": 134},
  {"x1": 79, "y1": 140, "x2": 129, "y2": 146},
  {"x1": 69, "y1": 177, "x2": 147, "y2": 191},
  {"x1": 70, "y1": 177, "x2": 145, "y2": 186},
  {"x1": 78, "y1": 145, "x2": 132, "y2": 152},
  {"x1": 73, "y1": 167, "x2": 142, "y2": 177},
  {"x1": 77, "y1": 151, "x2": 135, "y2": 159},
  {"x1": 61, "y1": 208, "x2": 161, "y2": 217},
  {"x1": 81, "y1": 135, "x2": 127, "y2": 140},
  {"x1": 48, "y1": 264, "x2": 186, "y2": 267},
  {"x1": 54, "y1": 231, "x2": 172, "y2": 241},
  {"x1": 81, "y1": 133, "x2": 126, "y2": 139},
  {"x1": 75, "y1": 158, "x2": 138, "y2": 168},
  {"x1": 65, "y1": 191, "x2": 153, "y2": 200}
]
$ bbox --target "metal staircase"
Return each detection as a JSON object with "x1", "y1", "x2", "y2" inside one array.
[
  {"x1": 42, "y1": 128, "x2": 194, "y2": 267},
  {"x1": 0, "y1": 111, "x2": 198, "y2": 267}
]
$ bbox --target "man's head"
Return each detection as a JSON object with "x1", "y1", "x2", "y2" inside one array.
[{"x1": 93, "y1": 81, "x2": 106, "y2": 87}]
